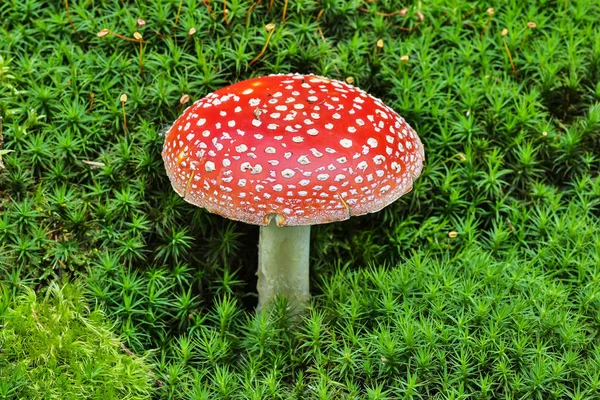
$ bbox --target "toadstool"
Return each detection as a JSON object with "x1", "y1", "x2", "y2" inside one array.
[{"x1": 162, "y1": 74, "x2": 424, "y2": 311}]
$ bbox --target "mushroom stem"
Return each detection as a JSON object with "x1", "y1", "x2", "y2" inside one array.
[{"x1": 257, "y1": 220, "x2": 310, "y2": 312}]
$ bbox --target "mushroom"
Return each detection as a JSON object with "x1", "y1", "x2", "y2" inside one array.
[{"x1": 162, "y1": 74, "x2": 424, "y2": 312}]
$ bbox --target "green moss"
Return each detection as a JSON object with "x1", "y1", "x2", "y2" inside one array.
[
  {"x1": 148, "y1": 185, "x2": 600, "y2": 399},
  {"x1": 1, "y1": 0, "x2": 600, "y2": 397},
  {"x1": 0, "y1": 281, "x2": 154, "y2": 399}
]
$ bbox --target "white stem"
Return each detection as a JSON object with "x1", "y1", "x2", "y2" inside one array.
[{"x1": 257, "y1": 220, "x2": 310, "y2": 312}]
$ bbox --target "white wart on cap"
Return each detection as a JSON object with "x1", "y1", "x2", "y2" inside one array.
[{"x1": 162, "y1": 73, "x2": 425, "y2": 226}]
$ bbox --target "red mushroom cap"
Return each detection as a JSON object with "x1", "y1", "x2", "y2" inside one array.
[{"x1": 162, "y1": 74, "x2": 424, "y2": 226}]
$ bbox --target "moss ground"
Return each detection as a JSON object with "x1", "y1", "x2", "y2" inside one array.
[
  {"x1": 1, "y1": 0, "x2": 600, "y2": 398},
  {"x1": 0, "y1": 282, "x2": 154, "y2": 399}
]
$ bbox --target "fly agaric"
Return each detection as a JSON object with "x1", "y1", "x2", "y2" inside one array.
[{"x1": 162, "y1": 74, "x2": 424, "y2": 311}]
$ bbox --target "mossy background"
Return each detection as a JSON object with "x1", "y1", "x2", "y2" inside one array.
[
  {"x1": 0, "y1": 282, "x2": 155, "y2": 399},
  {"x1": 1, "y1": 0, "x2": 600, "y2": 398}
]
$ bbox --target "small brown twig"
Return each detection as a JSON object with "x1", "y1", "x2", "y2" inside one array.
[
  {"x1": 174, "y1": 0, "x2": 184, "y2": 28},
  {"x1": 81, "y1": 160, "x2": 105, "y2": 168},
  {"x1": 98, "y1": 29, "x2": 147, "y2": 78},
  {"x1": 358, "y1": 7, "x2": 408, "y2": 17},
  {"x1": 463, "y1": 8, "x2": 477, "y2": 19},
  {"x1": 120, "y1": 93, "x2": 129, "y2": 135},
  {"x1": 97, "y1": 29, "x2": 147, "y2": 43},
  {"x1": 398, "y1": 10, "x2": 424, "y2": 32},
  {"x1": 65, "y1": 0, "x2": 84, "y2": 39},
  {"x1": 88, "y1": 91, "x2": 95, "y2": 112},
  {"x1": 246, "y1": 0, "x2": 263, "y2": 25},
  {"x1": 203, "y1": 0, "x2": 215, "y2": 21},
  {"x1": 248, "y1": 23, "x2": 276, "y2": 68},
  {"x1": 360, "y1": 6, "x2": 423, "y2": 32},
  {"x1": 120, "y1": 343, "x2": 135, "y2": 357},
  {"x1": 133, "y1": 32, "x2": 145, "y2": 78},
  {"x1": 282, "y1": 0, "x2": 289, "y2": 24},
  {"x1": 520, "y1": 21, "x2": 537, "y2": 49},
  {"x1": 315, "y1": 9, "x2": 326, "y2": 43},
  {"x1": 481, "y1": 7, "x2": 494, "y2": 37},
  {"x1": 501, "y1": 28, "x2": 518, "y2": 78},
  {"x1": 224, "y1": 0, "x2": 229, "y2": 27}
]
